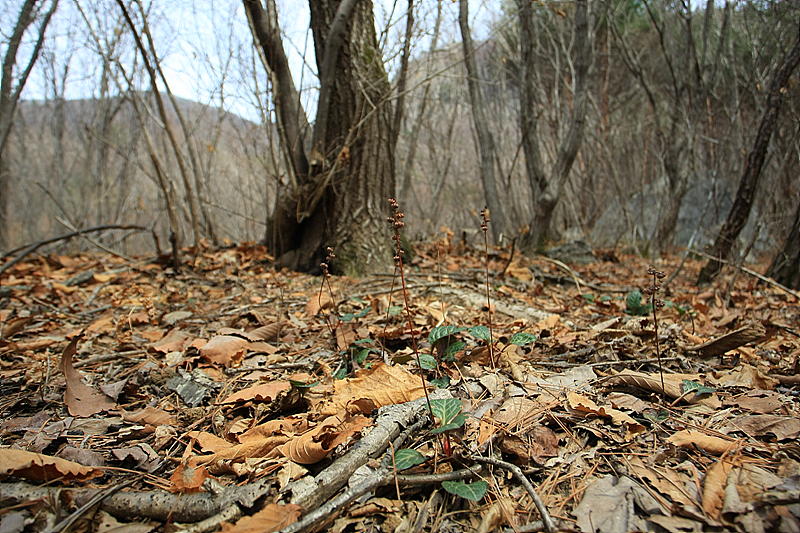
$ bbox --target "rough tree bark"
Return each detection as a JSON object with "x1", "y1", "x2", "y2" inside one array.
[
  {"x1": 517, "y1": 0, "x2": 591, "y2": 250},
  {"x1": 0, "y1": 0, "x2": 58, "y2": 249},
  {"x1": 244, "y1": 0, "x2": 394, "y2": 276},
  {"x1": 458, "y1": 0, "x2": 506, "y2": 243},
  {"x1": 698, "y1": 25, "x2": 800, "y2": 284}
]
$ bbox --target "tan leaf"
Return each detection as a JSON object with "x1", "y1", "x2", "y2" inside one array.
[
  {"x1": 221, "y1": 381, "x2": 291, "y2": 404},
  {"x1": 319, "y1": 363, "x2": 429, "y2": 416},
  {"x1": 220, "y1": 503, "x2": 302, "y2": 533},
  {"x1": 200, "y1": 334, "x2": 277, "y2": 366},
  {"x1": 306, "y1": 291, "x2": 332, "y2": 317},
  {"x1": 58, "y1": 334, "x2": 116, "y2": 417},
  {"x1": 122, "y1": 406, "x2": 177, "y2": 426},
  {"x1": 667, "y1": 430, "x2": 737, "y2": 456},
  {"x1": 702, "y1": 459, "x2": 734, "y2": 520},
  {"x1": 277, "y1": 413, "x2": 371, "y2": 464},
  {"x1": 188, "y1": 431, "x2": 234, "y2": 454},
  {"x1": 148, "y1": 329, "x2": 193, "y2": 354},
  {"x1": 169, "y1": 462, "x2": 210, "y2": 493},
  {"x1": 0, "y1": 448, "x2": 103, "y2": 482}
]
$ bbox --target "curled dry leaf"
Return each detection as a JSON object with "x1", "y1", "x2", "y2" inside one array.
[
  {"x1": 605, "y1": 370, "x2": 721, "y2": 408},
  {"x1": 567, "y1": 392, "x2": 646, "y2": 439},
  {"x1": 277, "y1": 413, "x2": 372, "y2": 465},
  {"x1": 59, "y1": 334, "x2": 116, "y2": 417},
  {"x1": 0, "y1": 448, "x2": 103, "y2": 482},
  {"x1": 667, "y1": 429, "x2": 737, "y2": 456}
]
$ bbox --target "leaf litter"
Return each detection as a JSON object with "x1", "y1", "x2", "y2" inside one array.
[{"x1": 0, "y1": 241, "x2": 799, "y2": 533}]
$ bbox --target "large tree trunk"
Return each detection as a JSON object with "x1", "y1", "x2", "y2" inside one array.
[
  {"x1": 766, "y1": 194, "x2": 800, "y2": 290},
  {"x1": 245, "y1": 0, "x2": 394, "y2": 276},
  {"x1": 698, "y1": 25, "x2": 800, "y2": 284},
  {"x1": 458, "y1": 0, "x2": 506, "y2": 243}
]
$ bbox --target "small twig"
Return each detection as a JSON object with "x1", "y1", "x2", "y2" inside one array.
[{"x1": 471, "y1": 455, "x2": 555, "y2": 532}]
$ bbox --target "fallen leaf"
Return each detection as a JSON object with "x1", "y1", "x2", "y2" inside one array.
[
  {"x1": 221, "y1": 503, "x2": 302, "y2": 533},
  {"x1": 221, "y1": 381, "x2": 291, "y2": 404},
  {"x1": 318, "y1": 363, "x2": 430, "y2": 415},
  {"x1": 667, "y1": 429, "x2": 737, "y2": 455},
  {"x1": 0, "y1": 448, "x2": 103, "y2": 482},
  {"x1": 58, "y1": 334, "x2": 116, "y2": 417}
]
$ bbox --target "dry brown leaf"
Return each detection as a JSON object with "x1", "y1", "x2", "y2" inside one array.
[
  {"x1": 702, "y1": 459, "x2": 734, "y2": 520},
  {"x1": 605, "y1": 370, "x2": 721, "y2": 408},
  {"x1": 148, "y1": 329, "x2": 193, "y2": 354},
  {"x1": 306, "y1": 291, "x2": 332, "y2": 317},
  {"x1": 238, "y1": 418, "x2": 309, "y2": 443},
  {"x1": 667, "y1": 430, "x2": 737, "y2": 456},
  {"x1": 0, "y1": 448, "x2": 103, "y2": 482},
  {"x1": 122, "y1": 406, "x2": 177, "y2": 426},
  {"x1": 277, "y1": 413, "x2": 371, "y2": 464},
  {"x1": 687, "y1": 321, "x2": 766, "y2": 358},
  {"x1": 188, "y1": 431, "x2": 234, "y2": 454},
  {"x1": 723, "y1": 415, "x2": 800, "y2": 441},
  {"x1": 200, "y1": 334, "x2": 277, "y2": 366},
  {"x1": 221, "y1": 503, "x2": 302, "y2": 533},
  {"x1": 566, "y1": 392, "x2": 646, "y2": 439},
  {"x1": 221, "y1": 381, "x2": 291, "y2": 404},
  {"x1": 58, "y1": 334, "x2": 116, "y2": 417},
  {"x1": 169, "y1": 462, "x2": 210, "y2": 493},
  {"x1": 318, "y1": 363, "x2": 429, "y2": 416}
]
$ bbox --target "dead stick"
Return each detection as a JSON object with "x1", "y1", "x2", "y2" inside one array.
[{"x1": 472, "y1": 455, "x2": 555, "y2": 532}]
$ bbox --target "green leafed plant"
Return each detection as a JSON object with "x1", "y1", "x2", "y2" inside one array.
[
  {"x1": 430, "y1": 398, "x2": 466, "y2": 434},
  {"x1": 393, "y1": 448, "x2": 425, "y2": 471},
  {"x1": 442, "y1": 480, "x2": 488, "y2": 501},
  {"x1": 509, "y1": 332, "x2": 537, "y2": 346},
  {"x1": 469, "y1": 325, "x2": 491, "y2": 342},
  {"x1": 625, "y1": 290, "x2": 651, "y2": 316}
]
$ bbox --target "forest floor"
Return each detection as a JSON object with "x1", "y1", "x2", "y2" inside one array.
[{"x1": 1, "y1": 238, "x2": 799, "y2": 533}]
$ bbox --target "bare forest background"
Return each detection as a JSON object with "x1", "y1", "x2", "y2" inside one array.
[{"x1": 1, "y1": 0, "x2": 799, "y2": 275}]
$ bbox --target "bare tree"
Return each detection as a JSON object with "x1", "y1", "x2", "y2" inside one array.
[
  {"x1": 0, "y1": 0, "x2": 58, "y2": 248},
  {"x1": 244, "y1": 0, "x2": 395, "y2": 276},
  {"x1": 458, "y1": 0, "x2": 505, "y2": 243},
  {"x1": 698, "y1": 25, "x2": 800, "y2": 284},
  {"x1": 516, "y1": 0, "x2": 591, "y2": 249}
]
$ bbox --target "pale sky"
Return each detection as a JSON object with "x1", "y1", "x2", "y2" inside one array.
[{"x1": 3, "y1": 0, "x2": 498, "y2": 122}]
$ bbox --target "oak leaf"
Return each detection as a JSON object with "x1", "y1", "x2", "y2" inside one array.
[{"x1": 0, "y1": 448, "x2": 103, "y2": 482}]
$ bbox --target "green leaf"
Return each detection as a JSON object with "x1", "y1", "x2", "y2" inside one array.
[
  {"x1": 429, "y1": 325, "x2": 466, "y2": 345},
  {"x1": 469, "y1": 325, "x2": 491, "y2": 342},
  {"x1": 388, "y1": 306, "x2": 403, "y2": 316},
  {"x1": 430, "y1": 398, "x2": 463, "y2": 426},
  {"x1": 443, "y1": 341, "x2": 466, "y2": 361},
  {"x1": 644, "y1": 409, "x2": 669, "y2": 422},
  {"x1": 392, "y1": 353, "x2": 413, "y2": 364},
  {"x1": 289, "y1": 379, "x2": 319, "y2": 392},
  {"x1": 393, "y1": 449, "x2": 425, "y2": 470},
  {"x1": 582, "y1": 293, "x2": 595, "y2": 302},
  {"x1": 332, "y1": 367, "x2": 347, "y2": 380},
  {"x1": 430, "y1": 413, "x2": 466, "y2": 433},
  {"x1": 509, "y1": 332, "x2": 537, "y2": 346},
  {"x1": 681, "y1": 379, "x2": 715, "y2": 396},
  {"x1": 625, "y1": 290, "x2": 651, "y2": 316},
  {"x1": 442, "y1": 480, "x2": 487, "y2": 501},
  {"x1": 354, "y1": 348, "x2": 370, "y2": 364},
  {"x1": 430, "y1": 376, "x2": 450, "y2": 389},
  {"x1": 419, "y1": 354, "x2": 437, "y2": 370}
]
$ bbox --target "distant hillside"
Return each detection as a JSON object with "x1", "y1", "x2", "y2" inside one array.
[{"x1": 4, "y1": 92, "x2": 276, "y2": 253}]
